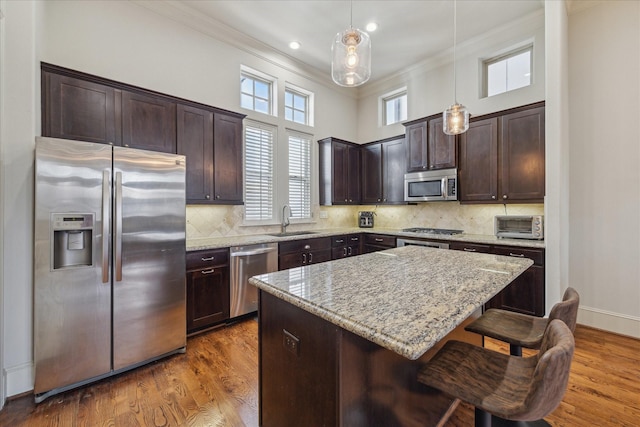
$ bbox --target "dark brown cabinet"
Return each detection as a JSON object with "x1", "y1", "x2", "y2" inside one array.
[
  {"x1": 459, "y1": 102, "x2": 545, "y2": 203},
  {"x1": 362, "y1": 136, "x2": 406, "y2": 204},
  {"x1": 449, "y1": 242, "x2": 545, "y2": 316},
  {"x1": 331, "y1": 234, "x2": 362, "y2": 259},
  {"x1": 121, "y1": 91, "x2": 176, "y2": 153},
  {"x1": 403, "y1": 114, "x2": 456, "y2": 172},
  {"x1": 177, "y1": 104, "x2": 214, "y2": 202},
  {"x1": 318, "y1": 138, "x2": 361, "y2": 205},
  {"x1": 186, "y1": 248, "x2": 230, "y2": 333},
  {"x1": 362, "y1": 233, "x2": 396, "y2": 253},
  {"x1": 42, "y1": 71, "x2": 119, "y2": 145},
  {"x1": 278, "y1": 237, "x2": 332, "y2": 270},
  {"x1": 212, "y1": 114, "x2": 244, "y2": 203}
]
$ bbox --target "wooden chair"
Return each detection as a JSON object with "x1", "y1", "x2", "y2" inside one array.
[
  {"x1": 465, "y1": 287, "x2": 579, "y2": 356},
  {"x1": 418, "y1": 319, "x2": 575, "y2": 427}
]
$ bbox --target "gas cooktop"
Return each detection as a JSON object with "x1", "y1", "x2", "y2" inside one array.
[{"x1": 401, "y1": 227, "x2": 464, "y2": 235}]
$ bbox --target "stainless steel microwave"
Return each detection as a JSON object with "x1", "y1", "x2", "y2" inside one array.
[{"x1": 404, "y1": 168, "x2": 458, "y2": 202}]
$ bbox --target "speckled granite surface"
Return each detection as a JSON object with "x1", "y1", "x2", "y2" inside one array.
[
  {"x1": 186, "y1": 227, "x2": 545, "y2": 251},
  {"x1": 249, "y1": 245, "x2": 533, "y2": 360}
]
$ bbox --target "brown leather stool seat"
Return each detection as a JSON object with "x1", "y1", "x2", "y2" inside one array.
[
  {"x1": 418, "y1": 319, "x2": 575, "y2": 427},
  {"x1": 465, "y1": 287, "x2": 579, "y2": 356}
]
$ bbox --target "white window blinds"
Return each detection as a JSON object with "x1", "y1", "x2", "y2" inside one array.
[
  {"x1": 244, "y1": 122, "x2": 275, "y2": 221},
  {"x1": 288, "y1": 132, "x2": 311, "y2": 219}
]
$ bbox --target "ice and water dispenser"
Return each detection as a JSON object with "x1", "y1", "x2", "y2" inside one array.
[{"x1": 51, "y1": 213, "x2": 94, "y2": 269}]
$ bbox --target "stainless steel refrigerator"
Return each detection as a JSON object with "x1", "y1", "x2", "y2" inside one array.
[{"x1": 34, "y1": 137, "x2": 186, "y2": 402}]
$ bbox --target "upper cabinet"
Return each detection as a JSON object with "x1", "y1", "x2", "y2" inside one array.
[
  {"x1": 318, "y1": 137, "x2": 361, "y2": 205},
  {"x1": 403, "y1": 114, "x2": 456, "y2": 172},
  {"x1": 41, "y1": 63, "x2": 245, "y2": 205},
  {"x1": 121, "y1": 91, "x2": 176, "y2": 153},
  {"x1": 459, "y1": 102, "x2": 545, "y2": 203},
  {"x1": 362, "y1": 136, "x2": 406, "y2": 204}
]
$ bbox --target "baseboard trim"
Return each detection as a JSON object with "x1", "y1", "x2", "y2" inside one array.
[
  {"x1": 4, "y1": 362, "x2": 33, "y2": 398},
  {"x1": 578, "y1": 306, "x2": 640, "y2": 339}
]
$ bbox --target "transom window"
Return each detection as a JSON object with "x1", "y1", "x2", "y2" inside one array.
[
  {"x1": 241, "y1": 72, "x2": 273, "y2": 115},
  {"x1": 285, "y1": 89, "x2": 308, "y2": 125},
  {"x1": 484, "y1": 45, "x2": 532, "y2": 97},
  {"x1": 382, "y1": 89, "x2": 408, "y2": 126}
]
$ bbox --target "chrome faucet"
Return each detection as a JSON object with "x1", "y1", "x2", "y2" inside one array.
[{"x1": 281, "y1": 204, "x2": 291, "y2": 233}]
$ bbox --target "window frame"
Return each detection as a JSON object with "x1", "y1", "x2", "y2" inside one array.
[
  {"x1": 483, "y1": 44, "x2": 533, "y2": 98},
  {"x1": 240, "y1": 66, "x2": 278, "y2": 116},
  {"x1": 284, "y1": 83, "x2": 314, "y2": 127},
  {"x1": 380, "y1": 87, "x2": 408, "y2": 126}
]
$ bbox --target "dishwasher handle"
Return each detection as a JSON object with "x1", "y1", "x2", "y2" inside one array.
[{"x1": 231, "y1": 247, "x2": 277, "y2": 257}]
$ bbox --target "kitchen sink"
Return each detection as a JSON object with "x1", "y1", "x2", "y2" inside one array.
[{"x1": 266, "y1": 231, "x2": 318, "y2": 237}]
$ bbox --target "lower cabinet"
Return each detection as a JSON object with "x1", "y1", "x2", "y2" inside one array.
[
  {"x1": 186, "y1": 248, "x2": 230, "y2": 333},
  {"x1": 449, "y1": 243, "x2": 545, "y2": 316},
  {"x1": 331, "y1": 234, "x2": 362, "y2": 260},
  {"x1": 278, "y1": 237, "x2": 332, "y2": 270},
  {"x1": 362, "y1": 233, "x2": 396, "y2": 253}
]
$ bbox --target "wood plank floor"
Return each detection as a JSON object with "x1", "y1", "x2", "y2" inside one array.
[{"x1": 1, "y1": 320, "x2": 638, "y2": 426}]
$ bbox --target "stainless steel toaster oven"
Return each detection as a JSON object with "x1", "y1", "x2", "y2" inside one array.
[{"x1": 495, "y1": 215, "x2": 544, "y2": 240}]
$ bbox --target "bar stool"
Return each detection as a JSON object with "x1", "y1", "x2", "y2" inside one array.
[
  {"x1": 465, "y1": 287, "x2": 579, "y2": 356},
  {"x1": 418, "y1": 319, "x2": 575, "y2": 427}
]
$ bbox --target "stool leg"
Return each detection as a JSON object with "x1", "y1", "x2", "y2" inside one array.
[
  {"x1": 475, "y1": 407, "x2": 491, "y2": 427},
  {"x1": 510, "y1": 343, "x2": 522, "y2": 356}
]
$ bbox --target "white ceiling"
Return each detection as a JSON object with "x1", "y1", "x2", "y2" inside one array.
[{"x1": 164, "y1": 0, "x2": 544, "y2": 85}]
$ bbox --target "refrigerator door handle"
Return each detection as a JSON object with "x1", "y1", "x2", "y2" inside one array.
[
  {"x1": 101, "y1": 170, "x2": 110, "y2": 283},
  {"x1": 114, "y1": 171, "x2": 123, "y2": 282}
]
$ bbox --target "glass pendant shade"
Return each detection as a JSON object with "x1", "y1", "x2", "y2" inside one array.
[
  {"x1": 331, "y1": 28, "x2": 371, "y2": 87},
  {"x1": 443, "y1": 102, "x2": 469, "y2": 135}
]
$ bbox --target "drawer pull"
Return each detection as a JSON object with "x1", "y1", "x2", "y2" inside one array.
[
  {"x1": 375, "y1": 238, "x2": 384, "y2": 242},
  {"x1": 336, "y1": 239, "x2": 345, "y2": 243},
  {"x1": 201, "y1": 268, "x2": 215, "y2": 274},
  {"x1": 201, "y1": 256, "x2": 215, "y2": 261},
  {"x1": 463, "y1": 248, "x2": 477, "y2": 252},
  {"x1": 350, "y1": 237, "x2": 359, "y2": 241},
  {"x1": 509, "y1": 252, "x2": 525, "y2": 257}
]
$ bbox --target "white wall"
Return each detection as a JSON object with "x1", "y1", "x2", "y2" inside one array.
[
  {"x1": 568, "y1": 1, "x2": 640, "y2": 337},
  {"x1": 356, "y1": 10, "x2": 546, "y2": 142}
]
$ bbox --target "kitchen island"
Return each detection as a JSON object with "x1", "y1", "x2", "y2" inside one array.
[{"x1": 250, "y1": 245, "x2": 533, "y2": 427}]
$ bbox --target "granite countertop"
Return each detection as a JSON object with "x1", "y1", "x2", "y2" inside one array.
[
  {"x1": 186, "y1": 227, "x2": 545, "y2": 251},
  {"x1": 249, "y1": 245, "x2": 533, "y2": 360}
]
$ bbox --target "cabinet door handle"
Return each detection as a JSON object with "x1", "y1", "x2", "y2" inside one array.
[
  {"x1": 201, "y1": 268, "x2": 215, "y2": 275},
  {"x1": 509, "y1": 252, "x2": 525, "y2": 257},
  {"x1": 201, "y1": 256, "x2": 215, "y2": 261},
  {"x1": 304, "y1": 244, "x2": 311, "y2": 250},
  {"x1": 491, "y1": 195, "x2": 496, "y2": 200},
  {"x1": 309, "y1": 253, "x2": 313, "y2": 263},
  {"x1": 302, "y1": 253, "x2": 307, "y2": 264},
  {"x1": 343, "y1": 247, "x2": 347, "y2": 256},
  {"x1": 347, "y1": 247, "x2": 352, "y2": 256},
  {"x1": 205, "y1": 195, "x2": 210, "y2": 200},
  {"x1": 503, "y1": 195, "x2": 508, "y2": 199},
  {"x1": 375, "y1": 238, "x2": 384, "y2": 242},
  {"x1": 463, "y1": 248, "x2": 477, "y2": 252}
]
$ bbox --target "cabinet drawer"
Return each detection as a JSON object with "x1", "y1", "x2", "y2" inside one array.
[
  {"x1": 331, "y1": 234, "x2": 361, "y2": 247},
  {"x1": 186, "y1": 248, "x2": 229, "y2": 270},
  {"x1": 279, "y1": 237, "x2": 331, "y2": 255},
  {"x1": 493, "y1": 246, "x2": 544, "y2": 266},
  {"x1": 363, "y1": 234, "x2": 396, "y2": 248},
  {"x1": 449, "y1": 242, "x2": 492, "y2": 253}
]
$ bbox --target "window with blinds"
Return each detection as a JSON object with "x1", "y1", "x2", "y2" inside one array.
[
  {"x1": 244, "y1": 121, "x2": 275, "y2": 221},
  {"x1": 288, "y1": 132, "x2": 311, "y2": 219}
]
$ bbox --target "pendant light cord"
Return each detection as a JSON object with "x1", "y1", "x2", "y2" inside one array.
[
  {"x1": 453, "y1": 0, "x2": 457, "y2": 103},
  {"x1": 350, "y1": 0, "x2": 353, "y2": 29}
]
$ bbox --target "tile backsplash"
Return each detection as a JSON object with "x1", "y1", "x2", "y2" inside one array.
[{"x1": 186, "y1": 203, "x2": 544, "y2": 239}]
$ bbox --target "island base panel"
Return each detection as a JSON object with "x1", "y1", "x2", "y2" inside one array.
[{"x1": 259, "y1": 291, "x2": 482, "y2": 427}]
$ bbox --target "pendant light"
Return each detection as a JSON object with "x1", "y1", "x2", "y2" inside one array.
[
  {"x1": 331, "y1": 0, "x2": 371, "y2": 87},
  {"x1": 443, "y1": 0, "x2": 469, "y2": 135}
]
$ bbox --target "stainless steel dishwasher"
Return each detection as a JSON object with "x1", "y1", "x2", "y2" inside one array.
[{"x1": 230, "y1": 242, "x2": 278, "y2": 318}]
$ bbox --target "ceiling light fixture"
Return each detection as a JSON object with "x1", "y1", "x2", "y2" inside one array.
[
  {"x1": 289, "y1": 41, "x2": 301, "y2": 50},
  {"x1": 331, "y1": 0, "x2": 371, "y2": 87},
  {"x1": 365, "y1": 22, "x2": 378, "y2": 32},
  {"x1": 443, "y1": 0, "x2": 469, "y2": 135}
]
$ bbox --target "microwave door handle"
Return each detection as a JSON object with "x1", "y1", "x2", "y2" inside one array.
[{"x1": 441, "y1": 178, "x2": 448, "y2": 199}]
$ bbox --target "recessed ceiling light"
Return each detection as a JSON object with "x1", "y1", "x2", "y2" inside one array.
[
  {"x1": 365, "y1": 22, "x2": 378, "y2": 32},
  {"x1": 289, "y1": 41, "x2": 301, "y2": 50}
]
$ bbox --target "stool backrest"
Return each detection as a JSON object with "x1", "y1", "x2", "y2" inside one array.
[
  {"x1": 549, "y1": 287, "x2": 580, "y2": 333},
  {"x1": 518, "y1": 319, "x2": 575, "y2": 421}
]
